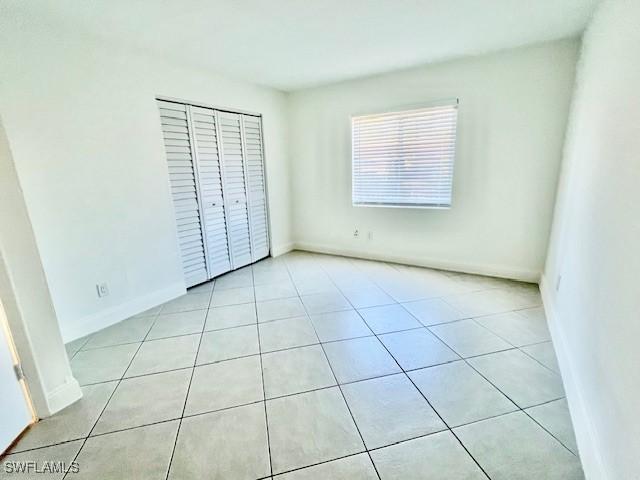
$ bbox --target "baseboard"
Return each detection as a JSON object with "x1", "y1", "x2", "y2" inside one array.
[
  {"x1": 539, "y1": 275, "x2": 607, "y2": 480},
  {"x1": 292, "y1": 241, "x2": 540, "y2": 282},
  {"x1": 43, "y1": 374, "x2": 82, "y2": 417},
  {"x1": 61, "y1": 282, "x2": 185, "y2": 343},
  {"x1": 271, "y1": 242, "x2": 295, "y2": 257}
]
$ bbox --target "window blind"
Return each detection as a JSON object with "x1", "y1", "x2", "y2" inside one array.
[{"x1": 352, "y1": 101, "x2": 458, "y2": 208}]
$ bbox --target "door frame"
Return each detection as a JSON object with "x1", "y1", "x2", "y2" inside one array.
[{"x1": 0, "y1": 295, "x2": 36, "y2": 454}]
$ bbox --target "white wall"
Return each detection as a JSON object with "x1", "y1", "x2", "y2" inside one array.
[
  {"x1": 0, "y1": 16, "x2": 291, "y2": 341},
  {"x1": 0, "y1": 117, "x2": 81, "y2": 417},
  {"x1": 541, "y1": 1, "x2": 640, "y2": 478},
  {"x1": 288, "y1": 40, "x2": 579, "y2": 281}
]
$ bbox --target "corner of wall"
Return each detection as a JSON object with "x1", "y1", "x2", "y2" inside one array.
[
  {"x1": 43, "y1": 374, "x2": 82, "y2": 417},
  {"x1": 271, "y1": 242, "x2": 295, "y2": 258},
  {"x1": 539, "y1": 274, "x2": 607, "y2": 480}
]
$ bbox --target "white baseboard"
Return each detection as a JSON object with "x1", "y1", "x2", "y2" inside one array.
[
  {"x1": 293, "y1": 241, "x2": 540, "y2": 282},
  {"x1": 61, "y1": 282, "x2": 185, "y2": 343},
  {"x1": 43, "y1": 375, "x2": 82, "y2": 417},
  {"x1": 271, "y1": 242, "x2": 295, "y2": 257},
  {"x1": 539, "y1": 275, "x2": 607, "y2": 480}
]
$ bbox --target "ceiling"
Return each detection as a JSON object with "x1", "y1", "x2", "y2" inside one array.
[{"x1": 4, "y1": 0, "x2": 600, "y2": 91}]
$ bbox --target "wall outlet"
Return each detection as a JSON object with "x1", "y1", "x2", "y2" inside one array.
[
  {"x1": 96, "y1": 282, "x2": 109, "y2": 297},
  {"x1": 353, "y1": 229, "x2": 359, "y2": 238},
  {"x1": 367, "y1": 231, "x2": 373, "y2": 240}
]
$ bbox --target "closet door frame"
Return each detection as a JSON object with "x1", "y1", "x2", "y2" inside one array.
[
  {"x1": 157, "y1": 95, "x2": 273, "y2": 270},
  {"x1": 259, "y1": 117, "x2": 273, "y2": 261}
]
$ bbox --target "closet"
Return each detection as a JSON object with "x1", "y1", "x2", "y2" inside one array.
[{"x1": 157, "y1": 99, "x2": 270, "y2": 287}]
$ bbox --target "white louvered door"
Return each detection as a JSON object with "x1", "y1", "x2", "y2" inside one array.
[
  {"x1": 158, "y1": 100, "x2": 269, "y2": 285},
  {"x1": 241, "y1": 115, "x2": 269, "y2": 261},
  {"x1": 217, "y1": 111, "x2": 253, "y2": 269},
  {"x1": 189, "y1": 106, "x2": 232, "y2": 277},
  {"x1": 157, "y1": 100, "x2": 209, "y2": 287}
]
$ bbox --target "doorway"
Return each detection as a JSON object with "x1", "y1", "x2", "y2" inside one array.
[{"x1": 0, "y1": 297, "x2": 34, "y2": 453}]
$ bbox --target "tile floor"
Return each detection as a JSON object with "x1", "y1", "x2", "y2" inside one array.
[{"x1": 2, "y1": 251, "x2": 584, "y2": 479}]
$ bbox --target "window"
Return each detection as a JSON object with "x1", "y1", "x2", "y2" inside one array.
[{"x1": 352, "y1": 100, "x2": 458, "y2": 208}]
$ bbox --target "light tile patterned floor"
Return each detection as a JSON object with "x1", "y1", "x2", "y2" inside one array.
[{"x1": 2, "y1": 251, "x2": 584, "y2": 479}]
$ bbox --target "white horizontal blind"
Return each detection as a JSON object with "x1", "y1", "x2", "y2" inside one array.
[{"x1": 352, "y1": 101, "x2": 458, "y2": 208}]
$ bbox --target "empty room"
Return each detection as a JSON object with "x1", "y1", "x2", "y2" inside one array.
[{"x1": 0, "y1": 0, "x2": 638, "y2": 478}]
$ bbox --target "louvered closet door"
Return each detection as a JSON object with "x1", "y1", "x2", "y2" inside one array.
[
  {"x1": 241, "y1": 115, "x2": 269, "y2": 261},
  {"x1": 157, "y1": 100, "x2": 208, "y2": 287},
  {"x1": 190, "y1": 106, "x2": 232, "y2": 277},
  {"x1": 217, "y1": 111, "x2": 253, "y2": 269}
]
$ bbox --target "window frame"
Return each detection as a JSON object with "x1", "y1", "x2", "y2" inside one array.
[{"x1": 351, "y1": 98, "x2": 459, "y2": 210}]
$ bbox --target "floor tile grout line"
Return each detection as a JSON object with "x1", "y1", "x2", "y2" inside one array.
[
  {"x1": 72, "y1": 338, "x2": 554, "y2": 393},
  {"x1": 374, "y1": 346, "x2": 493, "y2": 477},
  {"x1": 7, "y1": 390, "x2": 570, "y2": 458},
  {"x1": 463, "y1": 315, "x2": 549, "y2": 357},
  {"x1": 519, "y1": 403, "x2": 581, "y2": 456},
  {"x1": 461, "y1": 319, "x2": 560, "y2": 375},
  {"x1": 67, "y1": 335, "x2": 94, "y2": 360},
  {"x1": 282, "y1": 259, "x2": 383, "y2": 480},
  {"x1": 469, "y1": 357, "x2": 578, "y2": 458},
  {"x1": 36, "y1": 306, "x2": 571, "y2": 456},
  {"x1": 518, "y1": 343, "x2": 562, "y2": 374},
  {"x1": 265, "y1": 448, "x2": 369, "y2": 478},
  {"x1": 439, "y1": 303, "x2": 545, "y2": 322},
  {"x1": 73, "y1": 304, "x2": 551, "y2": 355},
  {"x1": 340, "y1": 254, "x2": 555, "y2": 374},
  {"x1": 342, "y1": 294, "x2": 491, "y2": 480},
  {"x1": 76, "y1": 308, "x2": 209, "y2": 353},
  {"x1": 254, "y1": 378, "x2": 537, "y2": 480},
  {"x1": 343, "y1": 257, "x2": 473, "y2": 327},
  {"x1": 73, "y1": 262, "x2": 542, "y2": 354},
  {"x1": 426, "y1": 325, "x2": 579, "y2": 457},
  {"x1": 57, "y1": 253, "x2": 568, "y2": 475},
  {"x1": 425, "y1": 313, "x2": 554, "y2": 362},
  {"x1": 316, "y1": 257, "x2": 492, "y2": 475},
  {"x1": 79, "y1": 331, "x2": 203, "y2": 353},
  {"x1": 7, "y1": 437, "x2": 86, "y2": 456},
  {"x1": 61, "y1": 307, "x2": 166, "y2": 480},
  {"x1": 163, "y1": 280, "x2": 216, "y2": 480},
  {"x1": 73, "y1": 332, "x2": 553, "y2": 390},
  {"x1": 316, "y1": 258, "x2": 493, "y2": 480},
  {"x1": 67, "y1": 373, "x2": 569, "y2": 439},
  {"x1": 251, "y1": 265, "x2": 275, "y2": 478},
  {"x1": 75, "y1": 416, "x2": 185, "y2": 441}
]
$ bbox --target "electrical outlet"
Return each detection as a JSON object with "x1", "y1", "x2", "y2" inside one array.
[
  {"x1": 367, "y1": 231, "x2": 373, "y2": 240},
  {"x1": 96, "y1": 282, "x2": 109, "y2": 297},
  {"x1": 353, "y1": 229, "x2": 359, "y2": 238}
]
